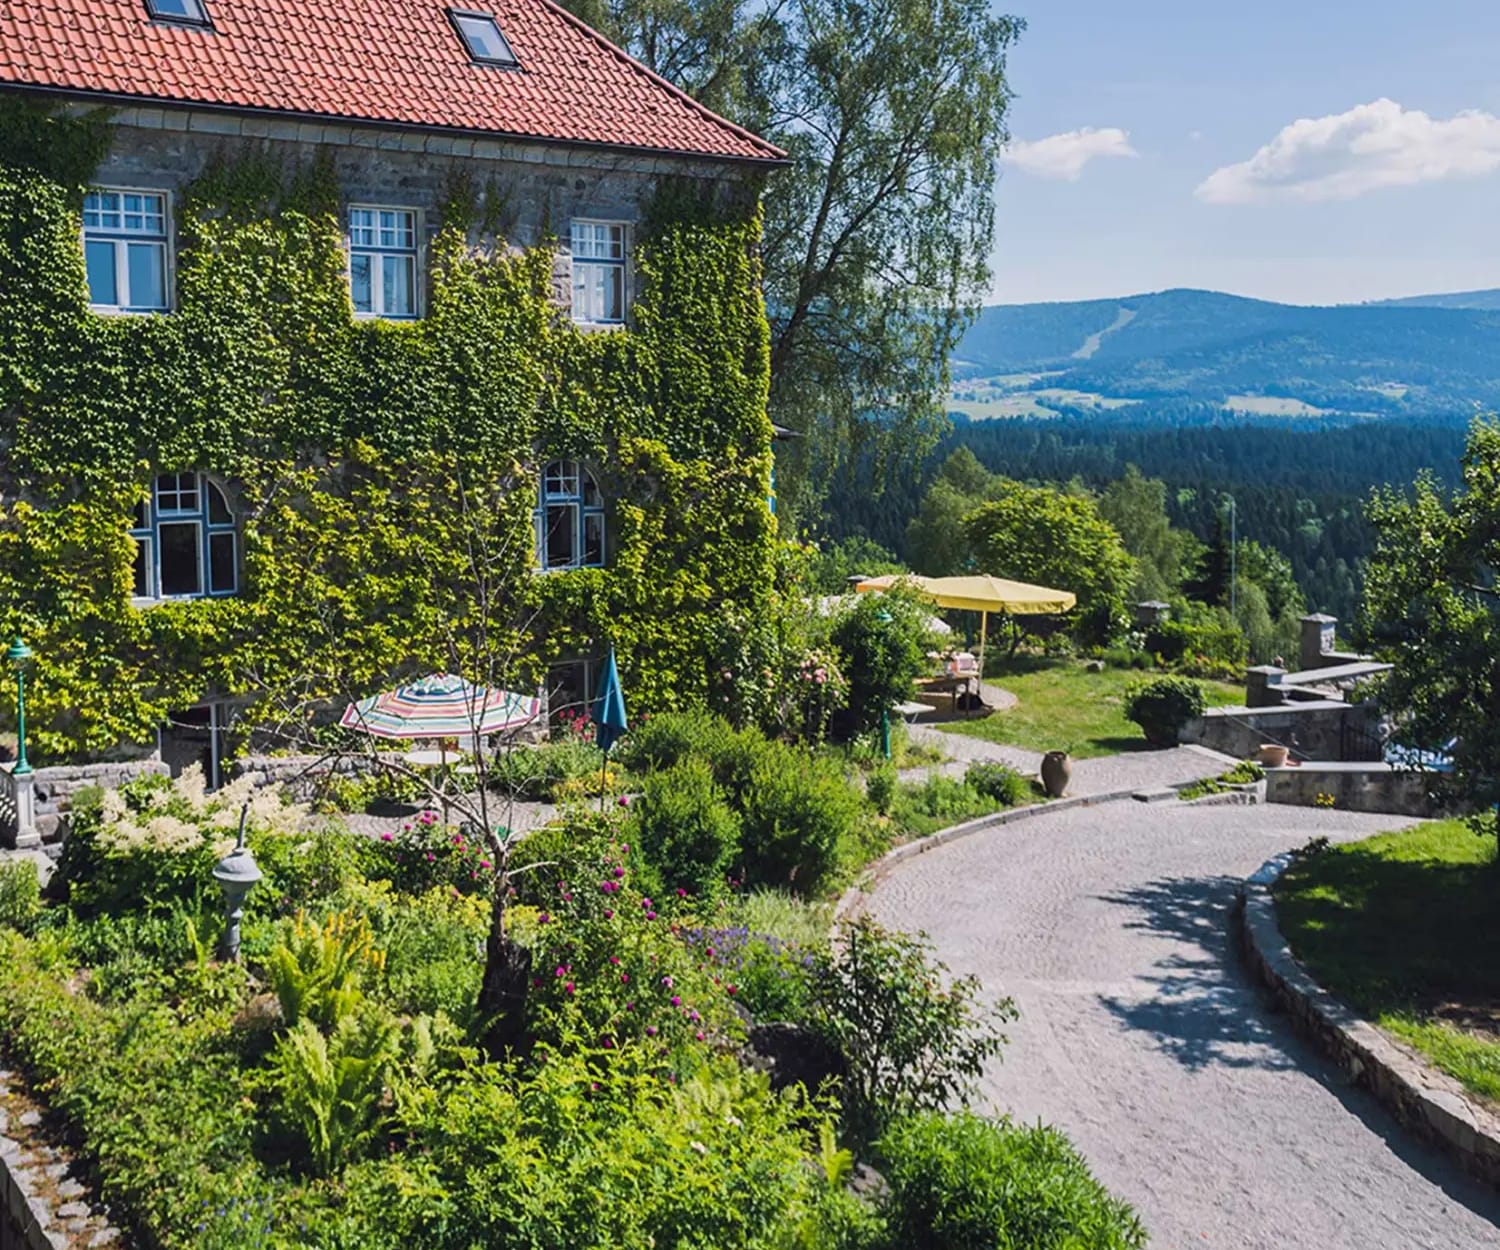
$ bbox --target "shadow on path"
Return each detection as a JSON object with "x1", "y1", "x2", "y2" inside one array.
[{"x1": 1095, "y1": 872, "x2": 1500, "y2": 1227}]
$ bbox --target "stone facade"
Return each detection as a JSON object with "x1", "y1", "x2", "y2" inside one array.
[{"x1": 91, "y1": 102, "x2": 754, "y2": 321}]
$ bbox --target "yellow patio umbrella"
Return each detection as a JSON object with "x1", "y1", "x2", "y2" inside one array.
[{"x1": 854, "y1": 573, "x2": 1077, "y2": 680}]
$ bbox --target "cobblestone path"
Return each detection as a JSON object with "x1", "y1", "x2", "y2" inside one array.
[{"x1": 865, "y1": 800, "x2": 1500, "y2": 1249}]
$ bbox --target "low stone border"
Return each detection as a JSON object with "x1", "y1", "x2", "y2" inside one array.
[
  {"x1": 0, "y1": 1067, "x2": 121, "y2": 1249},
  {"x1": 1236, "y1": 854, "x2": 1500, "y2": 1190},
  {"x1": 832, "y1": 786, "x2": 1144, "y2": 929}
]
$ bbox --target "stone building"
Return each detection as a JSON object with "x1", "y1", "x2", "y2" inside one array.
[{"x1": 0, "y1": 0, "x2": 784, "y2": 784}]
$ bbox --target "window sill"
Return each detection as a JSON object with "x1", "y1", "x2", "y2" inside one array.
[
  {"x1": 570, "y1": 318, "x2": 628, "y2": 334},
  {"x1": 131, "y1": 593, "x2": 238, "y2": 608},
  {"x1": 532, "y1": 563, "x2": 606, "y2": 575},
  {"x1": 91, "y1": 305, "x2": 170, "y2": 317},
  {"x1": 353, "y1": 312, "x2": 422, "y2": 323}
]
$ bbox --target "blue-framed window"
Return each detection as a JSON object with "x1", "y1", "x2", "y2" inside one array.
[
  {"x1": 130, "y1": 473, "x2": 239, "y2": 600},
  {"x1": 349, "y1": 206, "x2": 419, "y2": 319},
  {"x1": 83, "y1": 188, "x2": 170, "y2": 313},
  {"x1": 535, "y1": 461, "x2": 605, "y2": 570},
  {"x1": 571, "y1": 221, "x2": 628, "y2": 324}
]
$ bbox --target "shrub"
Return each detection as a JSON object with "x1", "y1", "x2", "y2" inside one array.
[
  {"x1": 680, "y1": 924, "x2": 817, "y2": 1023},
  {"x1": 829, "y1": 589, "x2": 934, "y2": 739},
  {"x1": 905, "y1": 774, "x2": 983, "y2": 821},
  {"x1": 877, "y1": 1111, "x2": 1147, "y2": 1250},
  {"x1": 0, "y1": 858, "x2": 42, "y2": 934},
  {"x1": 615, "y1": 708, "x2": 730, "y2": 774},
  {"x1": 366, "y1": 811, "x2": 499, "y2": 897},
  {"x1": 811, "y1": 917, "x2": 1014, "y2": 1143},
  {"x1": 628, "y1": 757, "x2": 742, "y2": 898},
  {"x1": 866, "y1": 763, "x2": 898, "y2": 816},
  {"x1": 378, "y1": 888, "x2": 487, "y2": 1024},
  {"x1": 739, "y1": 750, "x2": 862, "y2": 896},
  {"x1": 1122, "y1": 674, "x2": 1208, "y2": 747},
  {"x1": 1146, "y1": 616, "x2": 1248, "y2": 673},
  {"x1": 964, "y1": 761, "x2": 1031, "y2": 807}
]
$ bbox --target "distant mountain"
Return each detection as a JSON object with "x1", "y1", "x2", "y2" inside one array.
[
  {"x1": 953, "y1": 287, "x2": 1500, "y2": 417},
  {"x1": 1367, "y1": 288, "x2": 1500, "y2": 311}
]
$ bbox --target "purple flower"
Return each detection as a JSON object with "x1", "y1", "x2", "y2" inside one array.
[
  {"x1": 670, "y1": 995, "x2": 681, "y2": 1007},
  {"x1": 646, "y1": 1025, "x2": 658, "y2": 1037},
  {"x1": 380, "y1": 832, "x2": 393, "y2": 842},
  {"x1": 661, "y1": 975, "x2": 674, "y2": 988}
]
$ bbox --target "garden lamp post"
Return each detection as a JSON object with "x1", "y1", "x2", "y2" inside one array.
[
  {"x1": 212, "y1": 808, "x2": 262, "y2": 961},
  {"x1": 5, "y1": 636, "x2": 33, "y2": 777},
  {"x1": 876, "y1": 609, "x2": 893, "y2": 760}
]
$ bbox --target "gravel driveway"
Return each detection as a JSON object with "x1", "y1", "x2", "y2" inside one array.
[{"x1": 864, "y1": 800, "x2": 1500, "y2": 1249}]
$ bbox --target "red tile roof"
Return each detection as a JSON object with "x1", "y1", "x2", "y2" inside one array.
[{"x1": 0, "y1": 0, "x2": 783, "y2": 162}]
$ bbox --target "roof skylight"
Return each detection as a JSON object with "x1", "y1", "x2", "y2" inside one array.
[
  {"x1": 449, "y1": 9, "x2": 519, "y2": 67},
  {"x1": 145, "y1": 0, "x2": 212, "y2": 26}
]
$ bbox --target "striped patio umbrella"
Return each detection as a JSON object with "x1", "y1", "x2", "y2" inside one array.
[{"x1": 340, "y1": 673, "x2": 540, "y2": 740}]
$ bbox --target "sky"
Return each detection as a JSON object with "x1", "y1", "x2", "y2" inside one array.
[{"x1": 987, "y1": 0, "x2": 1500, "y2": 306}]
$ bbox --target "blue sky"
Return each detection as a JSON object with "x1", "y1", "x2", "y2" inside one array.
[{"x1": 989, "y1": 0, "x2": 1500, "y2": 306}]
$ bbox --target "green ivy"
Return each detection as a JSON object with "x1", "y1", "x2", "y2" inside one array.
[{"x1": 0, "y1": 102, "x2": 776, "y2": 758}]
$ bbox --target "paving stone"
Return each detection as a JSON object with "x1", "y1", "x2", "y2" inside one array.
[
  {"x1": 44, "y1": 1161, "x2": 68, "y2": 1180},
  {"x1": 57, "y1": 1178, "x2": 86, "y2": 1199},
  {"x1": 17, "y1": 1110, "x2": 41, "y2": 1128},
  {"x1": 90, "y1": 1228, "x2": 122, "y2": 1247},
  {"x1": 58, "y1": 1200, "x2": 90, "y2": 1219},
  {"x1": 865, "y1": 800, "x2": 1500, "y2": 1249}
]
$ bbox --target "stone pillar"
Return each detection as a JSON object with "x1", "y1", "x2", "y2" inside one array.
[
  {"x1": 1299, "y1": 614, "x2": 1337, "y2": 671},
  {"x1": 9, "y1": 770, "x2": 39, "y2": 849},
  {"x1": 1245, "y1": 665, "x2": 1287, "y2": 708},
  {"x1": 1133, "y1": 601, "x2": 1170, "y2": 630}
]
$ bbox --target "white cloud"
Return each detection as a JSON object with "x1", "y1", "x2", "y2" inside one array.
[
  {"x1": 1196, "y1": 98, "x2": 1500, "y2": 204},
  {"x1": 1000, "y1": 127, "x2": 1137, "y2": 180}
]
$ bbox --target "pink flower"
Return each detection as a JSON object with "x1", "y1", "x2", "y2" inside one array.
[
  {"x1": 614, "y1": 867, "x2": 626, "y2": 879},
  {"x1": 695, "y1": 1031, "x2": 705, "y2": 1042},
  {"x1": 675, "y1": 887, "x2": 687, "y2": 898},
  {"x1": 555, "y1": 966, "x2": 567, "y2": 978},
  {"x1": 479, "y1": 860, "x2": 491, "y2": 869},
  {"x1": 380, "y1": 832, "x2": 393, "y2": 842},
  {"x1": 604, "y1": 909, "x2": 614, "y2": 919},
  {"x1": 620, "y1": 972, "x2": 629, "y2": 983},
  {"x1": 564, "y1": 982, "x2": 575, "y2": 995},
  {"x1": 538, "y1": 912, "x2": 550, "y2": 925},
  {"x1": 670, "y1": 995, "x2": 681, "y2": 1007},
  {"x1": 608, "y1": 956, "x2": 620, "y2": 965},
  {"x1": 645, "y1": 911, "x2": 657, "y2": 921},
  {"x1": 618, "y1": 795, "x2": 630, "y2": 808},
  {"x1": 646, "y1": 1025, "x2": 658, "y2": 1037},
  {"x1": 726, "y1": 985, "x2": 738, "y2": 996},
  {"x1": 661, "y1": 975, "x2": 674, "y2": 988}
]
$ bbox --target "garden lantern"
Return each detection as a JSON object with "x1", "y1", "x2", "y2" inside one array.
[
  {"x1": 5, "y1": 636, "x2": 33, "y2": 777},
  {"x1": 875, "y1": 610, "x2": 893, "y2": 760},
  {"x1": 212, "y1": 808, "x2": 262, "y2": 961}
]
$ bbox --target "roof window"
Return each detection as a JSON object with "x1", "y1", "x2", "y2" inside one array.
[
  {"x1": 449, "y1": 9, "x2": 519, "y2": 67},
  {"x1": 145, "y1": 0, "x2": 212, "y2": 26}
]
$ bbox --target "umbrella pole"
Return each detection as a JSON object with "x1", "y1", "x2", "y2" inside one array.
[{"x1": 976, "y1": 611, "x2": 988, "y2": 709}]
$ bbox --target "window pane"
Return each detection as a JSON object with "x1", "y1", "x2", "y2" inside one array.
[
  {"x1": 158, "y1": 522, "x2": 202, "y2": 596},
  {"x1": 581, "y1": 472, "x2": 600, "y2": 507},
  {"x1": 208, "y1": 532, "x2": 236, "y2": 593},
  {"x1": 583, "y1": 512, "x2": 604, "y2": 566},
  {"x1": 382, "y1": 253, "x2": 415, "y2": 317},
  {"x1": 149, "y1": 0, "x2": 208, "y2": 22},
  {"x1": 545, "y1": 504, "x2": 577, "y2": 568},
  {"x1": 207, "y1": 481, "x2": 232, "y2": 526},
  {"x1": 126, "y1": 242, "x2": 167, "y2": 309},
  {"x1": 349, "y1": 209, "x2": 376, "y2": 247},
  {"x1": 133, "y1": 539, "x2": 151, "y2": 598},
  {"x1": 85, "y1": 240, "x2": 118, "y2": 305},
  {"x1": 601, "y1": 265, "x2": 624, "y2": 321},
  {"x1": 350, "y1": 253, "x2": 373, "y2": 313}
]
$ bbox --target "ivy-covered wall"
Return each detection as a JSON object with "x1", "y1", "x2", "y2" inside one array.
[{"x1": 0, "y1": 100, "x2": 777, "y2": 761}]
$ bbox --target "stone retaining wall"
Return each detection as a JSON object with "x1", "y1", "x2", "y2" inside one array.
[
  {"x1": 1236, "y1": 855, "x2": 1500, "y2": 1190},
  {"x1": 1264, "y1": 762, "x2": 1431, "y2": 817},
  {"x1": 1179, "y1": 700, "x2": 1379, "y2": 762}
]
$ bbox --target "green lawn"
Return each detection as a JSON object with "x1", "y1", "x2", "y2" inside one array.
[
  {"x1": 935, "y1": 660, "x2": 1242, "y2": 759},
  {"x1": 1274, "y1": 821, "x2": 1500, "y2": 1106}
]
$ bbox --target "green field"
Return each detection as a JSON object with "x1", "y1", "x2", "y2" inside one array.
[
  {"x1": 936, "y1": 661, "x2": 1242, "y2": 759},
  {"x1": 1274, "y1": 821, "x2": 1500, "y2": 1107}
]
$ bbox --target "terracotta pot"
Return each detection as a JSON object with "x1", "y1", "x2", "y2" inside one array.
[
  {"x1": 1040, "y1": 750, "x2": 1072, "y2": 798},
  {"x1": 1256, "y1": 743, "x2": 1289, "y2": 768}
]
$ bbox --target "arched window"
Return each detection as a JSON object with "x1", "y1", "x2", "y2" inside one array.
[
  {"x1": 130, "y1": 472, "x2": 239, "y2": 600},
  {"x1": 535, "y1": 460, "x2": 605, "y2": 570}
]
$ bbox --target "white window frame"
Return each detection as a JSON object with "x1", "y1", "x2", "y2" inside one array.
[
  {"x1": 348, "y1": 205, "x2": 421, "y2": 321},
  {"x1": 130, "y1": 472, "x2": 240, "y2": 603},
  {"x1": 570, "y1": 219, "x2": 630, "y2": 326},
  {"x1": 82, "y1": 186, "x2": 172, "y2": 315},
  {"x1": 534, "y1": 460, "x2": 606, "y2": 571}
]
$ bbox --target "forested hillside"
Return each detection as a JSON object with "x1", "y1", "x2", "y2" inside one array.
[{"x1": 819, "y1": 409, "x2": 1472, "y2": 623}]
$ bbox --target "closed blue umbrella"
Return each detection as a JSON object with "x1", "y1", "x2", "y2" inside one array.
[{"x1": 592, "y1": 648, "x2": 628, "y2": 753}]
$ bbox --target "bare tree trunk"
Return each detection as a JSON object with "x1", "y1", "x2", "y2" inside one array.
[{"x1": 477, "y1": 882, "x2": 532, "y2": 1059}]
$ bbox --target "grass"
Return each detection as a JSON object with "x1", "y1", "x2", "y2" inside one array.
[
  {"x1": 1177, "y1": 760, "x2": 1264, "y2": 801},
  {"x1": 936, "y1": 659, "x2": 1242, "y2": 759},
  {"x1": 886, "y1": 769, "x2": 1037, "y2": 840},
  {"x1": 730, "y1": 888, "x2": 833, "y2": 948},
  {"x1": 1273, "y1": 820, "x2": 1500, "y2": 1106}
]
